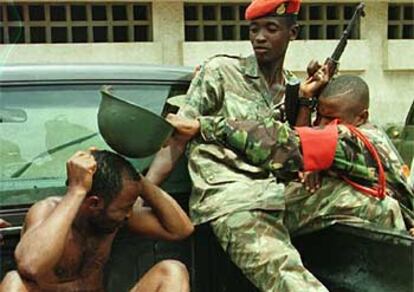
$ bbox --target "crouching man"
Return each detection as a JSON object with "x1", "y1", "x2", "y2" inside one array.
[{"x1": 1, "y1": 149, "x2": 193, "y2": 292}]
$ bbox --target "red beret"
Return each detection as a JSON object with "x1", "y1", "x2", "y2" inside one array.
[{"x1": 245, "y1": 0, "x2": 301, "y2": 20}]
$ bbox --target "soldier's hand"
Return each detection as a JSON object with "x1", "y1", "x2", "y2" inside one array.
[
  {"x1": 300, "y1": 62, "x2": 330, "y2": 98},
  {"x1": 409, "y1": 228, "x2": 414, "y2": 237},
  {"x1": 166, "y1": 114, "x2": 201, "y2": 142},
  {"x1": 66, "y1": 150, "x2": 97, "y2": 195},
  {"x1": 299, "y1": 171, "x2": 322, "y2": 193},
  {"x1": 306, "y1": 60, "x2": 321, "y2": 77}
]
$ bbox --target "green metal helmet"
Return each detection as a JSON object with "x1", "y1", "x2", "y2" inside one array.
[{"x1": 98, "y1": 86, "x2": 173, "y2": 158}]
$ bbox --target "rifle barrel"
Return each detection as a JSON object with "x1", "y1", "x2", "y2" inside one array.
[{"x1": 330, "y1": 2, "x2": 365, "y2": 61}]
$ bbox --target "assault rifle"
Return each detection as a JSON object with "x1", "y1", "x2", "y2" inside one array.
[
  {"x1": 285, "y1": 2, "x2": 366, "y2": 126},
  {"x1": 315, "y1": 2, "x2": 366, "y2": 78}
]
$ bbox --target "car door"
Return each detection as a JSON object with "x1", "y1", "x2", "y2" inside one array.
[
  {"x1": 0, "y1": 80, "x2": 191, "y2": 277},
  {"x1": 397, "y1": 102, "x2": 414, "y2": 165}
]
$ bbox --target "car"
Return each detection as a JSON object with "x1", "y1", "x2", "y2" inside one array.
[
  {"x1": 386, "y1": 101, "x2": 414, "y2": 166},
  {"x1": 0, "y1": 63, "x2": 194, "y2": 292},
  {"x1": 0, "y1": 64, "x2": 413, "y2": 292}
]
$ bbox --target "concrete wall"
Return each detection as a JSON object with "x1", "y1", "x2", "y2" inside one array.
[{"x1": 1, "y1": 0, "x2": 413, "y2": 125}]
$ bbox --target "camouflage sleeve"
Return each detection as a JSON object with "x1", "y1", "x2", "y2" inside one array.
[
  {"x1": 333, "y1": 125, "x2": 412, "y2": 192},
  {"x1": 199, "y1": 116, "x2": 304, "y2": 176},
  {"x1": 358, "y1": 125, "x2": 414, "y2": 209},
  {"x1": 177, "y1": 60, "x2": 224, "y2": 120},
  {"x1": 198, "y1": 117, "x2": 403, "y2": 184},
  {"x1": 331, "y1": 125, "x2": 379, "y2": 182}
]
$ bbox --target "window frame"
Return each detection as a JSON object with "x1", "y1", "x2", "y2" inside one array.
[
  {"x1": 0, "y1": 78, "x2": 190, "y2": 208},
  {"x1": 0, "y1": 2, "x2": 153, "y2": 44}
]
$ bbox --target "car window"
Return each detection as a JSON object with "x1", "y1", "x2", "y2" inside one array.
[
  {"x1": 0, "y1": 82, "x2": 188, "y2": 206},
  {"x1": 406, "y1": 102, "x2": 414, "y2": 126}
]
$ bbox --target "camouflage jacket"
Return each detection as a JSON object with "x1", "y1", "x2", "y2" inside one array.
[
  {"x1": 177, "y1": 54, "x2": 299, "y2": 224},
  {"x1": 199, "y1": 116, "x2": 414, "y2": 221}
]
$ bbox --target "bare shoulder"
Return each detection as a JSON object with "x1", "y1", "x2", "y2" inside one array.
[
  {"x1": 23, "y1": 196, "x2": 63, "y2": 232},
  {"x1": 30, "y1": 196, "x2": 62, "y2": 212}
]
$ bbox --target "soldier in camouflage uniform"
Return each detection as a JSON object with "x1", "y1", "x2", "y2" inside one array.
[
  {"x1": 147, "y1": 0, "x2": 333, "y2": 290},
  {"x1": 193, "y1": 103, "x2": 413, "y2": 230},
  {"x1": 166, "y1": 75, "x2": 414, "y2": 291},
  {"x1": 147, "y1": 0, "x2": 408, "y2": 290},
  {"x1": 283, "y1": 75, "x2": 414, "y2": 237}
]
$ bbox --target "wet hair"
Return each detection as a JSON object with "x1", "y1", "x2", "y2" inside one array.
[
  {"x1": 320, "y1": 75, "x2": 370, "y2": 109},
  {"x1": 88, "y1": 150, "x2": 140, "y2": 206}
]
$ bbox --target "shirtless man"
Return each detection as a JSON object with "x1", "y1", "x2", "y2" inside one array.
[{"x1": 1, "y1": 149, "x2": 193, "y2": 291}]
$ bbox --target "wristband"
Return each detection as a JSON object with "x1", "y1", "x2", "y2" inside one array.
[{"x1": 298, "y1": 97, "x2": 318, "y2": 110}]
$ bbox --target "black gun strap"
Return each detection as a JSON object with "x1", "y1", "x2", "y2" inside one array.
[{"x1": 285, "y1": 81, "x2": 300, "y2": 127}]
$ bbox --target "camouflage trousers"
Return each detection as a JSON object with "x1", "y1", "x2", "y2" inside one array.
[
  {"x1": 210, "y1": 178, "x2": 405, "y2": 292},
  {"x1": 211, "y1": 209, "x2": 328, "y2": 292},
  {"x1": 284, "y1": 177, "x2": 405, "y2": 236}
]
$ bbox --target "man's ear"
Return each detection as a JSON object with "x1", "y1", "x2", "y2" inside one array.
[
  {"x1": 289, "y1": 24, "x2": 299, "y2": 41},
  {"x1": 355, "y1": 109, "x2": 369, "y2": 126},
  {"x1": 84, "y1": 195, "x2": 105, "y2": 214}
]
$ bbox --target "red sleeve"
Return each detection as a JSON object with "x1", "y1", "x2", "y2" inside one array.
[{"x1": 295, "y1": 125, "x2": 338, "y2": 171}]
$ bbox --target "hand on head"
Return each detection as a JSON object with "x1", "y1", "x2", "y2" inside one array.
[
  {"x1": 300, "y1": 60, "x2": 330, "y2": 98},
  {"x1": 66, "y1": 150, "x2": 97, "y2": 195},
  {"x1": 306, "y1": 60, "x2": 321, "y2": 77}
]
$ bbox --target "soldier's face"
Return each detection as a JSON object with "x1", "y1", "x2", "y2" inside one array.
[
  {"x1": 249, "y1": 17, "x2": 298, "y2": 64},
  {"x1": 315, "y1": 96, "x2": 363, "y2": 126}
]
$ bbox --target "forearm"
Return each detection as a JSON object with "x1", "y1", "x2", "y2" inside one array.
[
  {"x1": 139, "y1": 177, "x2": 193, "y2": 239},
  {"x1": 146, "y1": 137, "x2": 187, "y2": 186},
  {"x1": 199, "y1": 117, "x2": 382, "y2": 182},
  {"x1": 296, "y1": 85, "x2": 316, "y2": 127},
  {"x1": 295, "y1": 106, "x2": 312, "y2": 126},
  {"x1": 199, "y1": 116, "x2": 303, "y2": 173},
  {"x1": 15, "y1": 189, "x2": 86, "y2": 279}
]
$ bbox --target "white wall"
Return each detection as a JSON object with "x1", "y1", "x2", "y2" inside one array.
[
  {"x1": 2, "y1": 0, "x2": 413, "y2": 125},
  {"x1": 0, "y1": 43, "x2": 163, "y2": 64}
]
